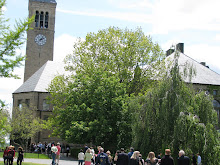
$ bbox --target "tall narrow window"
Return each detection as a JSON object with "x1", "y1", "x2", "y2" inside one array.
[
  {"x1": 40, "y1": 11, "x2": 44, "y2": 28},
  {"x1": 25, "y1": 99, "x2": 30, "y2": 108},
  {"x1": 43, "y1": 99, "x2": 49, "y2": 110},
  {"x1": 35, "y1": 11, "x2": 39, "y2": 27},
  {"x1": 45, "y1": 12, "x2": 49, "y2": 28},
  {"x1": 18, "y1": 99, "x2": 22, "y2": 110}
]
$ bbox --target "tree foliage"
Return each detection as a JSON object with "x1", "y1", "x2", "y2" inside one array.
[
  {"x1": 0, "y1": 102, "x2": 11, "y2": 146},
  {"x1": 0, "y1": 0, "x2": 33, "y2": 78},
  {"x1": 11, "y1": 105, "x2": 44, "y2": 149},
  {"x1": 129, "y1": 53, "x2": 220, "y2": 164},
  {"x1": 48, "y1": 27, "x2": 165, "y2": 150}
]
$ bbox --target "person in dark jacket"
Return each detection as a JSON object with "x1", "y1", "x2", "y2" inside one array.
[
  {"x1": 192, "y1": 154, "x2": 197, "y2": 165},
  {"x1": 116, "y1": 148, "x2": 129, "y2": 165},
  {"x1": 160, "y1": 149, "x2": 174, "y2": 165},
  {"x1": 96, "y1": 148, "x2": 110, "y2": 165},
  {"x1": 17, "y1": 147, "x2": 24, "y2": 165},
  {"x1": 177, "y1": 150, "x2": 190, "y2": 165}
]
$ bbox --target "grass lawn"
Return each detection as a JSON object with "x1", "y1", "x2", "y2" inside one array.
[
  {"x1": 0, "y1": 152, "x2": 49, "y2": 159},
  {"x1": 0, "y1": 162, "x2": 48, "y2": 165}
]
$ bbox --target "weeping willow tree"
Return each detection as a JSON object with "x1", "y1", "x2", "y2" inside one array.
[{"x1": 129, "y1": 52, "x2": 220, "y2": 164}]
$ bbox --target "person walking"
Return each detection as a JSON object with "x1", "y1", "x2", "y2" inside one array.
[
  {"x1": 3, "y1": 146, "x2": 8, "y2": 165},
  {"x1": 78, "y1": 149, "x2": 85, "y2": 165},
  {"x1": 96, "y1": 148, "x2": 110, "y2": 165},
  {"x1": 197, "y1": 153, "x2": 201, "y2": 165},
  {"x1": 17, "y1": 147, "x2": 24, "y2": 165},
  {"x1": 145, "y1": 152, "x2": 158, "y2": 165},
  {"x1": 192, "y1": 154, "x2": 197, "y2": 165},
  {"x1": 85, "y1": 148, "x2": 93, "y2": 165},
  {"x1": 128, "y1": 151, "x2": 140, "y2": 165},
  {"x1": 51, "y1": 143, "x2": 58, "y2": 165},
  {"x1": 128, "y1": 147, "x2": 134, "y2": 159},
  {"x1": 7, "y1": 146, "x2": 15, "y2": 165},
  {"x1": 160, "y1": 149, "x2": 174, "y2": 165},
  {"x1": 106, "y1": 151, "x2": 113, "y2": 165},
  {"x1": 177, "y1": 150, "x2": 190, "y2": 165},
  {"x1": 90, "y1": 147, "x2": 95, "y2": 165},
  {"x1": 115, "y1": 148, "x2": 129, "y2": 165},
  {"x1": 56, "y1": 142, "x2": 61, "y2": 165}
]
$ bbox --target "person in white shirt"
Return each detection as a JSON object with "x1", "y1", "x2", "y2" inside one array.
[
  {"x1": 78, "y1": 149, "x2": 85, "y2": 165},
  {"x1": 197, "y1": 153, "x2": 201, "y2": 165}
]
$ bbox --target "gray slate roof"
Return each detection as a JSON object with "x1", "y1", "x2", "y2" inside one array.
[
  {"x1": 31, "y1": 0, "x2": 56, "y2": 3},
  {"x1": 167, "y1": 52, "x2": 220, "y2": 85},
  {"x1": 14, "y1": 61, "x2": 66, "y2": 93}
]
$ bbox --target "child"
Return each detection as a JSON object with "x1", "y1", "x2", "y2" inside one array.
[{"x1": 78, "y1": 149, "x2": 85, "y2": 165}]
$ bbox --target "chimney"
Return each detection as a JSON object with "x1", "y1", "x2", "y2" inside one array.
[
  {"x1": 166, "y1": 49, "x2": 174, "y2": 56},
  {"x1": 176, "y1": 43, "x2": 184, "y2": 53},
  {"x1": 200, "y1": 62, "x2": 206, "y2": 66},
  {"x1": 200, "y1": 62, "x2": 209, "y2": 68}
]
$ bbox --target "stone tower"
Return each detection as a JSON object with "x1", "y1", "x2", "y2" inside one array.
[{"x1": 24, "y1": 0, "x2": 57, "y2": 82}]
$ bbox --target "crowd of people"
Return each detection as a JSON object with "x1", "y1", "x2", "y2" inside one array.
[
  {"x1": 3, "y1": 145, "x2": 24, "y2": 165},
  {"x1": 77, "y1": 146, "x2": 202, "y2": 165}
]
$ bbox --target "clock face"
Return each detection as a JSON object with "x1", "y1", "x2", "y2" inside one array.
[{"x1": 35, "y1": 34, "x2": 47, "y2": 46}]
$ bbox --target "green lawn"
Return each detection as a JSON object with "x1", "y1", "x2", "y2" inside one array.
[
  {"x1": 0, "y1": 162, "x2": 48, "y2": 165},
  {"x1": 0, "y1": 152, "x2": 49, "y2": 159}
]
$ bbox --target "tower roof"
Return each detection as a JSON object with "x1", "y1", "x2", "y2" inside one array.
[
  {"x1": 14, "y1": 61, "x2": 66, "y2": 93},
  {"x1": 30, "y1": 0, "x2": 56, "y2": 4}
]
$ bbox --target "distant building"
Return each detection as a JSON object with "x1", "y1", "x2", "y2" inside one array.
[{"x1": 166, "y1": 43, "x2": 220, "y2": 125}]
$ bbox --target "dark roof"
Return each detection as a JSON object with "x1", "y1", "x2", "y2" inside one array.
[{"x1": 31, "y1": 0, "x2": 56, "y2": 4}]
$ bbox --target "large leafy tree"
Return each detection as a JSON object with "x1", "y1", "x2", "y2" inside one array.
[
  {"x1": 11, "y1": 105, "x2": 44, "y2": 151},
  {"x1": 0, "y1": 102, "x2": 11, "y2": 146},
  {"x1": 48, "y1": 27, "x2": 165, "y2": 150},
  {"x1": 130, "y1": 53, "x2": 220, "y2": 164},
  {"x1": 0, "y1": 0, "x2": 33, "y2": 78},
  {"x1": 0, "y1": 0, "x2": 33, "y2": 145}
]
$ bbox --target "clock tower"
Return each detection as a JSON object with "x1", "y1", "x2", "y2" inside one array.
[{"x1": 24, "y1": 0, "x2": 57, "y2": 82}]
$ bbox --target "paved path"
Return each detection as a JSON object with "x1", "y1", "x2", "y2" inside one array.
[{"x1": 0, "y1": 155, "x2": 78, "y2": 165}]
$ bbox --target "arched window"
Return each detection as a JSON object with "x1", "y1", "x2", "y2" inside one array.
[
  {"x1": 40, "y1": 11, "x2": 44, "y2": 28},
  {"x1": 35, "y1": 11, "x2": 39, "y2": 27},
  {"x1": 213, "y1": 100, "x2": 220, "y2": 108},
  {"x1": 45, "y1": 12, "x2": 49, "y2": 28}
]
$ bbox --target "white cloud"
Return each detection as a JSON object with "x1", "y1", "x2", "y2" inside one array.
[
  {"x1": 185, "y1": 44, "x2": 220, "y2": 74},
  {"x1": 57, "y1": 8, "x2": 152, "y2": 24},
  {"x1": 54, "y1": 34, "x2": 78, "y2": 62},
  {"x1": 58, "y1": 0, "x2": 220, "y2": 34},
  {"x1": 108, "y1": 0, "x2": 154, "y2": 10},
  {"x1": 215, "y1": 34, "x2": 220, "y2": 41}
]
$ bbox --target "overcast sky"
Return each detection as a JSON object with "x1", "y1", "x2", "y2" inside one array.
[{"x1": 1, "y1": 0, "x2": 220, "y2": 109}]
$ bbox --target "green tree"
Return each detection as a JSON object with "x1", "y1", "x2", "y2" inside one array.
[
  {"x1": 11, "y1": 105, "x2": 44, "y2": 151},
  {"x1": 48, "y1": 27, "x2": 165, "y2": 150},
  {"x1": 0, "y1": 0, "x2": 33, "y2": 78},
  {"x1": 0, "y1": 0, "x2": 33, "y2": 145},
  {"x1": 0, "y1": 101, "x2": 11, "y2": 146},
  {"x1": 129, "y1": 53, "x2": 220, "y2": 164}
]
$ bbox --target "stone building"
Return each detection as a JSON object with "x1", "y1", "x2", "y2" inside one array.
[
  {"x1": 166, "y1": 43, "x2": 220, "y2": 125},
  {"x1": 12, "y1": 0, "x2": 63, "y2": 143}
]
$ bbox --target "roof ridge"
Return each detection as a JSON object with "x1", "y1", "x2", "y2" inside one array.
[{"x1": 181, "y1": 52, "x2": 220, "y2": 76}]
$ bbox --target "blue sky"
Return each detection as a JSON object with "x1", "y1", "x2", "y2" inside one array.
[{"x1": 1, "y1": 0, "x2": 220, "y2": 107}]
